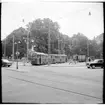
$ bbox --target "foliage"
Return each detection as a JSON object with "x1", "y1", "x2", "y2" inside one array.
[{"x1": 2, "y1": 18, "x2": 103, "y2": 59}]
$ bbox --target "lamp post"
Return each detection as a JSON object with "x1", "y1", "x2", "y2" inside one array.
[
  {"x1": 27, "y1": 31, "x2": 29, "y2": 63},
  {"x1": 87, "y1": 11, "x2": 91, "y2": 58},
  {"x1": 15, "y1": 41, "x2": 21, "y2": 69},
  {"x1": 48, "y1": 21, "x2": 51, "y2": 65},
  {"x1": 87, "y1": 40, "x2": 89, "y2": 57},
  {"x1": 31, "y1": 39, "x2": 35, "y2": 51},
  {"x1": 22, "y1": 19, "x2": 30, "y2": 63},
  {"x1": 4, "y1": 37, "x2": 6, "y2": 59},
  {"x1": 58, "y1": 33, "x2": 60, "y2": 54},
  {"x1": 22, "y1": 37, "x2": 28, "y2": 66},
  {"x1": 12, "y1": 34, "x2": 15, "y2": 61}
]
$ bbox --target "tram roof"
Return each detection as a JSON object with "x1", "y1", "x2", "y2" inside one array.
[
  {"x1": 50, "y1": 54, "x2": 67, "y2": 56},
  {"x1": 34, "y1": 52, "x2": 48, "y2": 55},
  {"x1": 29, "y1": 50, "x2": 67, "y2": 56}
]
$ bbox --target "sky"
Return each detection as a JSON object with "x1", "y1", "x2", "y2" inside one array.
[{"x1": 1, "y1": 0, "x2": 104, "y2": 40}]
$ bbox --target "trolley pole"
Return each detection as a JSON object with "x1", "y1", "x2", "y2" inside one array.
[{"x1": 48, "y1": 21, "x2": 50, "y2": 65}]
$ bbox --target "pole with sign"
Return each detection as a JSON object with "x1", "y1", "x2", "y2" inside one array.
[
  {"x1": 16, "y1": 51, "x2": 20, "y2": 69},
  {"x1": 15, "y1": 41, "x2": 20, "y2": 69}
]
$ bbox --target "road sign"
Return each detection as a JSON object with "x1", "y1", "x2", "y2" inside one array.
[{"x1": 16, "y1": 51, "x2": 20, "y2": 55}]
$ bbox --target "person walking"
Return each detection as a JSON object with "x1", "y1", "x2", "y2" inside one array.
[{"x1": 69, "y1": 59, "x2": 72, "y2": 64}]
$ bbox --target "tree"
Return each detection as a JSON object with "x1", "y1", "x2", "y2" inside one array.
[
  {"x1": 26, "y1": 18, "x2": 60, "y2": 54},
  {"x1": 2, "y1": 17, "x2": 103, "y2": 60}
]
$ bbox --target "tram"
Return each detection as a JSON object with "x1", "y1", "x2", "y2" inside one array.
[
  {"x1": 28, "y1": 50, "x2": 67, "y2": 65},
  {"x1": 73, "y1": 54, "x2": 86, "y2": 62}
]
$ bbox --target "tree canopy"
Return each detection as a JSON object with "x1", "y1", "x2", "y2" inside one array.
[{"x1": 2, "y1": 18, "x2": 103, "y2": 59}]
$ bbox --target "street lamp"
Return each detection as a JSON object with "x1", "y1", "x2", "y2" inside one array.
[
  {"x1": 12, "y1": 33, "x2": 15, "y2": 61},
  {"x1": 31, "y1": 39, "x2": 36, "y2": 51},
  {"x1": 22, "y1": 19, "x2": 30, "y2": 63},
  {"x1": 23, "y1": 36, "x2": 29, "y2": 60},
  {"x1": 87, "y1": 11, "x2": 91, "y2": 58},
  {"x1": 69, "y1": 44, "x2": 73, "y2": 59},
  {"x1": 22, "y1": 37, "x2": 27, "y2": 66},
  {"x1": 57, "y1": 33, "x2": 60, "y2": 54},
  {"x1": 15, "y1": 41, "x2": 21, "y2": 69},
  {"x1": 4, "y1": 37, "x2": 6, "y2": 59},
  {"x1": 48, "y1": 21, "x2": 51, "y2": 65}
]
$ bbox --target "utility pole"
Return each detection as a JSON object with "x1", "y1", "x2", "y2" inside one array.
[
  {"x1": 22, "y1": 19, "x2": 29, "y2": 62},
  {"x1": 61, "y1": 39, "x2": 65, "y2": 54},
  {"x1": 63, "y1": 38, "x2": 65, "y2": 54},
  {"x1": 87, "y1": 11, "x2": 91, "y2": 58},
  {"x1": 12, "y1": 34, "x2": 14, "y2": 61},
  {"x1": 16, "y1": 42, "x2": 19, "y2": 69},
  {"x1": 4, "y1": 38, "x2": 6, "y2": 58},
  {"x1": 48, "y1": 21, "x2": 50, "y2": 65},
  {"x1": 58, "y1": 33, "x2": 60, "y2": 54},
  {"x1": 27, "y1": 31, "x2": 29, "y2": 63},
  {"x1": 15, "y1": 41, "x2": 20, "y2": 69},
  {"x1": 87, "y1": 40, "x2": 89, "y2": 57}
]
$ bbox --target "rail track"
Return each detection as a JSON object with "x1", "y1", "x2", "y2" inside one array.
[
  {"x1": 3, "y1": 67, "x2": 102, "y2": 102},
  {"x1": 8, "y1": 75, "x2": 101, "y2": 100}
]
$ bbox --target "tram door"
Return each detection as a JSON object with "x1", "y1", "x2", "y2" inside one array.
[{"x1": 39, "y1": 55, "x2": 41, "y2": 64}]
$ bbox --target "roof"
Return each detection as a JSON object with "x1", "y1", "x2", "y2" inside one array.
[
  {"x1": 29, "y1": 50, "x2": 67, "y2": 56},
  {"x1": 34, "y1": 52, "x2": 48, "y2": 56}
]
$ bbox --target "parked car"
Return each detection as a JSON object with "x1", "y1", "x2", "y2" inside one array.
[
  {"x1": 2, "y1": 59, "x2": 12, "y2": 67},
  {"x1": 86, "y1": 59, "x2": 104, "y2": 69}
]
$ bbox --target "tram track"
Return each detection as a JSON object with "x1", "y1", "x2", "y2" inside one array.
[
  {"x1": 3, "y1": 68, "x2": 102, "y2": 100},
  {"x1": 8, "y1": 75, "x2": 102, "y2": 100},
  {"x1": 30, "y1": 67, "x2": 102, "y2": 83},
  {"x1": 4, "y1": 67, "x2": 102, "y2": 83}
]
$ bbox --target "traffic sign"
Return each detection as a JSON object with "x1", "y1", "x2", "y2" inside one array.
[{"x1": 16, "y1": 51, "x2": 20, "y2": 55}]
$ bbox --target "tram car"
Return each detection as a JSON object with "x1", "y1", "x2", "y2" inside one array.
[
  {"x1": 50, "y1": 54, "x2": 67, "y2": 64},
  {"x1": 28, "y1": 50, "x2": 67, "y2": 65},
  {"x1": 78, "y1": 55, "x2": 86, "y2": 62},
  {"x1": 30, "y1": 52, "x2": 48, "y2": 65},
  {"x1": 73, "y1": 54, "x2": 86, "y2": 62}
]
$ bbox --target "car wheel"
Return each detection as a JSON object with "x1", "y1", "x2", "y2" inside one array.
[
  {"x1": 87, "y1": 66, "x2": 90, "y2": 68},
  {"x1": 91, "y1": 65, "x2": 95, "y2": 69},
  {"x1": 101, "y1": 66, "x2": 103, "y2": 68}
]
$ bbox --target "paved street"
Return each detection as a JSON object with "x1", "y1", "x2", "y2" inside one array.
[{"x1": 2, "y1": 62, "x2": 103, "y2": 103}]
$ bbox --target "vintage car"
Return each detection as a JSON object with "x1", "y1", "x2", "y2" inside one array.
[
  {"x1": 86, "y1": 59, "x2": 104, "y2": 69},
  {"x1": 2, "y1": 59, "x2": 12, "y2": 67}
]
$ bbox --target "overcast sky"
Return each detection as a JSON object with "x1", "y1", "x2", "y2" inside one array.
[{"x1": 1, "y1": 1, "x2": 104, "y2": 40}]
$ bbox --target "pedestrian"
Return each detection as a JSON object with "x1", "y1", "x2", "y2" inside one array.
[
  {"x1": 22, "y1": 57, "x2": 26, "y2": 66},
  {"x1": 74, "y1": 59, "x2": 76, "y2": 64},
  {"x1": 88, "y1": 57, "x2": 91, "y2": 62},
  {"x1": 69, "y1": 59, "x2": 72, "y2": 64}
]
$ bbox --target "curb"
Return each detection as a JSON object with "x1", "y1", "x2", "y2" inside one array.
[
  {"x1": 5, "y1": 68, "x2": 29, "y2": 73},
  {"x1": 43, "y1": 65, "x2": 86, "y2": 67}
]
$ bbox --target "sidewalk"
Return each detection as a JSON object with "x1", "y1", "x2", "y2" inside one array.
[
  {"x1": 5, "y1": 62, "x2": 31, "y2": 73},
  {"x1": 44, "y1": 62, "x2": 86, "y2": 67},
  {"x1": 5, "y1": 62, "x2": 86, "y2": 73}
]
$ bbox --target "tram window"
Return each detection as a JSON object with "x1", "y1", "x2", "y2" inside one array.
[{"x1": 37, "y1": 55, "x2": 40, "y2": 58}]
